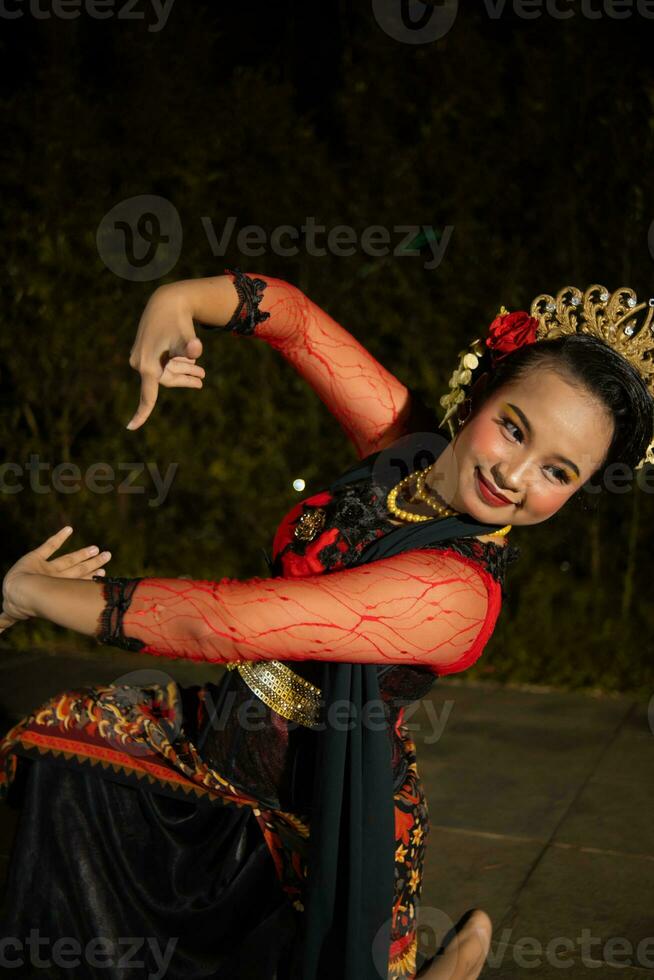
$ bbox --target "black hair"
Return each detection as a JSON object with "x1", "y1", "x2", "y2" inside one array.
[{"x1": 473, "y1": 333, "x2": 654, "y2": 478}]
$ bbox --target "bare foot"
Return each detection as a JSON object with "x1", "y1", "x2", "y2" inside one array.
[{"x1": 416, "y1": 908, "x2": 492, "y2": 980}]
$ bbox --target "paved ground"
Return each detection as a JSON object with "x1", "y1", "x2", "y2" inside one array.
[{"x1": 0, "y1": 643, "x2": 652, "y2": 977}]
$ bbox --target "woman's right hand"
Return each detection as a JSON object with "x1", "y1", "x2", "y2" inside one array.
[
  {"x1": 126, "y1": 284, "x2": 206, "y2": 431},
  {"x1": 1, "y1": 527, "x2": 113, "y2": 633}
]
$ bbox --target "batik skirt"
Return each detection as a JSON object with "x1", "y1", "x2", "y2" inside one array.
[{"x1": 0, "y1": 675, "x2": 430, "y2": 979}]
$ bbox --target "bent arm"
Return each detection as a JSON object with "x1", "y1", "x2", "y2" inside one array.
[{"x1": 182, "y1": 270, "x2": 423, "y2": 458}]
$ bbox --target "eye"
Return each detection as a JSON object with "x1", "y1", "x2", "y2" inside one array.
[
  {"x1": 548, "y1": 466, "x2": 571, "y2": 485},
  {"x1": 500, "y1": 417, "x2": 523, "y2": 443},
  {"x1": 497, "y1": 417, "x2": 571, "y2": 486}
]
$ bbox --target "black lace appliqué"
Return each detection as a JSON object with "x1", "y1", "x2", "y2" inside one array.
[
  {"x1": 273, "y1": 478, "x2": 393, "y2": 575},
  {"x1": 319, "y1": 480, "x2": 392, "y2": 569},
  {"x1": 275, "y1": 475, "x2": 520, "y2": 594},
  {"x1": 196, "y1": 267, "x2": 271, "y2": 336},
  {"x1": 428, "y1": 537, "x2": 521, "y2": 600},
  {"x1": 95, "y1": 576, "x2": 145, "y2": 652}
]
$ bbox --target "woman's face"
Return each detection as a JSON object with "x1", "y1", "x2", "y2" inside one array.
[{"x1": 439, "y1": 368, "x2": 615, "y2": 526}]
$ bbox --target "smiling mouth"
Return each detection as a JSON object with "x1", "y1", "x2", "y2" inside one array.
[{"x1": 475, "y1": 467, "x2": 514, "y2": 506}]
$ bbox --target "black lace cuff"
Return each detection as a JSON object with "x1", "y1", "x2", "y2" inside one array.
[
  {"x1": 95, "y1": 576, "x2": 146, "y2": 652},
  {"x1": 195, "y1": 267, "x2": 271, "y2": 336}
]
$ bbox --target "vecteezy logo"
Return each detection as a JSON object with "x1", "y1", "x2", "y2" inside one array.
[
  {"x1": 372, "y1": 0, "x2": 459, "y2": 44},
  {"x1": 96, "y1": 194, "x2": 182, "y2": 281},
  {"x1": 370, "y1": 429, "x2": 454, "y2": 500},
  {"x1": 104, "y1": 668, "x2": 184, "y2": 758},
  {"x1": 372, "y1": 907, "x2": 458, "y2": 975}
]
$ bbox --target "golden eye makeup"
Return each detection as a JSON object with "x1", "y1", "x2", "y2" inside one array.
[{"x1": 499, "y1": 402, "x2": 580, "y2": 484}]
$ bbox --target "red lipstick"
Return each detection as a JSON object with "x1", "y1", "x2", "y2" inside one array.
[{"x1": 475, "y1": 467, "x2": 513, "y2": 507}]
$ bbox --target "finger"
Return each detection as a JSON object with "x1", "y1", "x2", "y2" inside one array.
[
  {"x1": 34, "y1": 526, "x2": 74, "y2": 559},
  {"x1": 163, "y1": 361, "x2": 205, "y2": 378},
  {"x1": 160, "y1": 376, "x2": 203, "y2": 390},
  {"x1": 62, "y1": 552, "x2": 112, "y2": 578},
  {"x1": 127, "y1": 374, "x2": 159, "y2": 430},
  {"x1": 48, "y1": 544, "x2": 101, "y2": 571},
  {"x1": 167, "y1": 356, "x2": 200, "y2": 366},
  {"x1": 185, "y1": 337, "x2": 203, "y2": 359},
  {"x1": 170, "y1": 333, "x2": 201, "y2": 359}
]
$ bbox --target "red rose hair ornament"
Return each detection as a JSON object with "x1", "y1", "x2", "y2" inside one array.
[
  {"x1": 439, "y1": 304, "x2": 538, "y2": 437},
  {"x1": 485, "y1": 307, "x2": 539, "y2": 367}
]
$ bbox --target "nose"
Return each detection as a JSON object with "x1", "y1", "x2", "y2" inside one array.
[{"x1": 492, "y1": 463, "x2": 524, "y2": 503}]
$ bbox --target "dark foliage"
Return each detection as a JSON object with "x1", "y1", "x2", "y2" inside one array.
[{"x1": 0, "y1": 4, "x2": 653, "y2": 695}]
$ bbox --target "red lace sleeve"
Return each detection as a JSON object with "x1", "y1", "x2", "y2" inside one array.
[
  {"x1": 425, "y1": 547, "x2": 503, "y2": 675},
  {"x1": 96, "y1": 548, "x2": 501, "y2": 676},
  {"x1": 214, "y1": 268, "x2": 420, "y2": 458}
]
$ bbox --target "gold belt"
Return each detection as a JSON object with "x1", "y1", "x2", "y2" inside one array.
[{"x1": 225, "y1": 660, "x2": 322, "y2": 729}]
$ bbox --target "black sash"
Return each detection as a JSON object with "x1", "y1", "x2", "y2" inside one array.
[{"x1": 299, "y1": 430, "x2": 506, "y2": 978}]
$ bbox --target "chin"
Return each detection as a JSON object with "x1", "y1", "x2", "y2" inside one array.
[{"x1": 467, "y1": 499, "x2": 511, "y2": 524}]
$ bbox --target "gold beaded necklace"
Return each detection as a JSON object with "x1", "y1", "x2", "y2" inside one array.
[{"x1": 386, "y1": 461, "x2": 512, "y2": 538}]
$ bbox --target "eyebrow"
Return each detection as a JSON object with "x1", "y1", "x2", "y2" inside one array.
[{"x1": 505, "y1": 403, "x2": 581, "y2": 479}]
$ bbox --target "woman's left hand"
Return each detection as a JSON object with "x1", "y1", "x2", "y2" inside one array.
[{"x1": 1, "y1": 526, "x2": 112, "y2": 632}]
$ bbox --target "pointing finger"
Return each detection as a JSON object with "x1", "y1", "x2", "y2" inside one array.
[{"x1": 126, "y1": 374, "x2": 159, "y2": 430}]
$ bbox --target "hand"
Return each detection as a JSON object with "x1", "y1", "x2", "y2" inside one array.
[
  {"x1": 1, "y1": 526, "x2": 112, "y2": 630},
  {"x1": 126, "y1": 284, "x2": 206, "y2": 431}
]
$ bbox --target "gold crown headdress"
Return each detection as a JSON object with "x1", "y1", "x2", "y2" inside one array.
[{"x1": 439, "y1": 284, "x2": 654, "y2": 471}]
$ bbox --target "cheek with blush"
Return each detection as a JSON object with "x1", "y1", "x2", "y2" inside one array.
[
  {"x1": 459, "y1": 413, "x2": 509, "y2": 471},
  {"x1": 525, "y1": 481, "x2": 575, "y2": 522}
]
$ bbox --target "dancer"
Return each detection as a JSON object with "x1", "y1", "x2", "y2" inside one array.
[{"x1": 1, "y1": 270, "x2": 652, "y2": 980}]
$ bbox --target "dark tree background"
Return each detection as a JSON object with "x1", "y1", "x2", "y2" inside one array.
[{"x1": 0, "y1": 1, "x2": 653, "y2": 695}]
